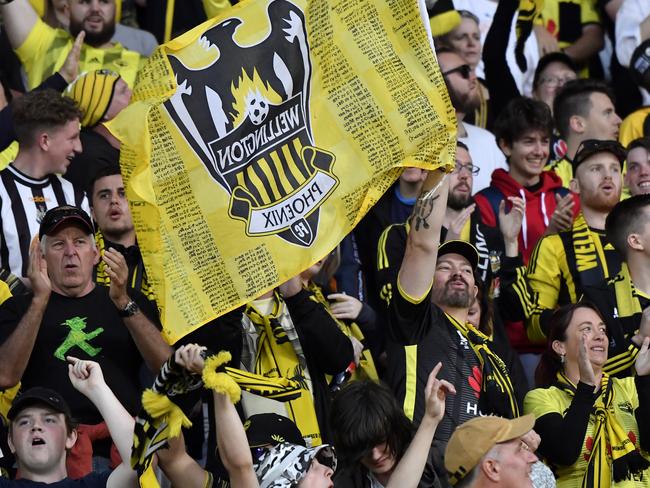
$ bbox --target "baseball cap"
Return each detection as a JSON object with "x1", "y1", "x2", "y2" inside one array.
[
  {"x1": 630, "y1": 39, "x2": 650, "y2": 91},
  {"x1": 572, "y1": 139, "x2": 626, "y2": 172},
  {"x1": 8, "y1": 387, "x2": 72, "y2": 422},
  {"x1": 445, "y1": 414, "x2": 535, "y2": 485},
  {"x1": 438, "y1": 240, "x2": 479, "y2": 271},
  {"x1": 254, "y1": 443, "x2": 336, "y2": 488},
  {"x1": 39, "y1": 205, "x2": 94, "y2": 239},
  {"x1": 244, "y1": 413, "x2": 306, "y2": 448}
]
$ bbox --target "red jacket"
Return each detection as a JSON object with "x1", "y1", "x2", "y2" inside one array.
[
  {"x1": 474, "y1": 169, "x2": 580, "y2": 354},
  {"x1": 474, "y1": 169, "x2": 580, "y2": 264}
]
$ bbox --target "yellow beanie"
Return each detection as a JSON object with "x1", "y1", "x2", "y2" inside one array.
[
  {"x1": 65, "y1": 70, "x2": 121, "y2": 127},
  {"x1": 428, "y1": 0, "x2": 461, "y2": 38}
]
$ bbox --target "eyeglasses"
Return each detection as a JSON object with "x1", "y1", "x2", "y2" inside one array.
[
  {"x1": 538, "y1": 75, "x2": 576, "y2": 87},
  {"x1": 442, "y1": 64, "x2": 472, "y2": 80},
  {"x1": 453, "y1": 162, "x2": 480, "y2": 175}
]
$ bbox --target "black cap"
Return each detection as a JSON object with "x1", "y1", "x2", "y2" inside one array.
[
  {"x1": 438, "y1": 240, "x2": 479, "y2": 271},
  {"x1": 630, "y1": 39, "x2": 650, "y2": 91},
  {"x1": 573, "y1": 139, "x2": 626, "y2": 172},
  {"x1": 39, "y1": 205, "x2": 94, "y2": 239},
  {"x1": 8, "y1": 387, "x2": 72, "y2": 421},
  {"x1": 243, "y1": 413, "x2": 306, "y2": 448}
]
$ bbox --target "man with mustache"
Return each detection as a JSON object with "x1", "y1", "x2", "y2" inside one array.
[
  {"x1": 377, "y1": 170, "x2": 523, "y2": 484},
  {"x1": 1, "y1": 0, "x2": 144, "y2": 89},
  {"x1": 515, "y1": 140, "x2": 626, "y2": 349}
]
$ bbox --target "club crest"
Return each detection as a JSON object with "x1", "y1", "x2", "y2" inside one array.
[{"x1": 164, "y1": 0, "x2": 338, "y2": 246}]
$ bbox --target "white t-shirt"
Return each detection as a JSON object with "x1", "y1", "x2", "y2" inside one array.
[
  {"x1": 459, "y1": 122, "x2": 507, "y2": 194},
  {"x1": 453, "y1": 0, "x2": 539, "y2": 97},
  {"x1": 615, "y1": 0, "x2": 650, "y2": 105}
]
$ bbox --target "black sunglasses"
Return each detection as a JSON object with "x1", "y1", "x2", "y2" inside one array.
[{"x1": 442, "y1": 64, "x2": 472, "y2": 79}]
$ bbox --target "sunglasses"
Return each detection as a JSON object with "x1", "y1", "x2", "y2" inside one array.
[{"x1": 442, "y1": 64, "x2": 472, "y2": 79}]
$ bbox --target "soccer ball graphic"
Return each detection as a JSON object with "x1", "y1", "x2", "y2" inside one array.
[{"x1": 246, "y1": 90, "x2": 270, "y2": 125}]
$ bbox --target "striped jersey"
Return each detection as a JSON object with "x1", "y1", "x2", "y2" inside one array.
[{"x1": 0, "y1": 164, "x2": 89, "y2": 277}]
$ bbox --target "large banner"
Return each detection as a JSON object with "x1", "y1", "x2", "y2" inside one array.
[{"x1": 109, "y1": 0, "x2": 456, "y2": 343}]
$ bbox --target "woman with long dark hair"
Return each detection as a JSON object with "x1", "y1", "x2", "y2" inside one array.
[{"x1": 524, "y1": 302, "x2": 650, "y2": 487}]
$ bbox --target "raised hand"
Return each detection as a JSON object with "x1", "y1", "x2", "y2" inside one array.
[
  {"x1": 545, "y1": 193, "x2": 574, "y2": 235},
  {"x1": 175, "y1": 344, "x2": 207, "y2": 375},
  {"x1": 59, "y1": 31, "x2": 85, "y2": 83},
  {"x1": 28, "y1": 236, "x2": 51, "y2": 300},
  {"x1": 578, "y1": 334, "x2": 597, "y2": 387},
  {"x1": 327, "y1": 293, "x2": 363, "y2": 320},
  {"x1": 635, "y1": 337, "x2": 650, "y2": 377},
  {"x1": 445, "y1": 203, "x2": 476, "y2": 241},
  {"x1": 423, "y1": 362, "x2": 456, "y2": 422},
  {"x1": 67, "y1": 356, "x2": 105, "y2": 396},
  {"x1": 521, "y1": 429, "x2": 541, "y2": 451},
  {"x1": 498, "y1": 196, "x2": 525, "y2": 243},
  {"x1": 104, "y1": 248, "x2": 128, "y2": 305}
]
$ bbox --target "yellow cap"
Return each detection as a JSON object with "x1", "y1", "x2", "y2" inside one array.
[{"x1": 65, "y1": 70, "x2": 121, "y2": 127}]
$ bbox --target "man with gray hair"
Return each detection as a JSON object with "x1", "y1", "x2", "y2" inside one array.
[
  {"x1": 444, "y1": 414, "x2": 539, "y2": 487},
  {"x1": 0, "y1": 205, "x2": 171, "y2": 477}
]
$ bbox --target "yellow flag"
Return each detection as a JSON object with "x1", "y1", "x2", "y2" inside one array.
[{"x1": 109, "y1": 0, "x2": 456, "y2": 343}]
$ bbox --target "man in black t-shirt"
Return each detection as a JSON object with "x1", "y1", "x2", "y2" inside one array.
[
  {"x1": 0, "y1": 206, "x2": 171, "y2": 476},
  {"x1": 380, "y1": 170, "x2": 521, "y2": 444}
]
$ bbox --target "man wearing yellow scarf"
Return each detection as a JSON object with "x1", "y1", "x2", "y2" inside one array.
[{"x1": 240, "y1": 276, "x2": 354, "y2": 447}]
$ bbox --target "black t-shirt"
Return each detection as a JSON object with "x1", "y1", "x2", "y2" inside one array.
[
  {"x1": 386, "y1": 286, "x2": 482, "y2": 443},
  {"x1": 0, "y1": 471, "x2": 110, "y2": 487},
  {"x1": 0, "y1": 286, "x2": 158, "y2": 423}
]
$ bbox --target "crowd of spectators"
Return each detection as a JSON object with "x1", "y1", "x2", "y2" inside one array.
[{"x1": 2, "y1": 0, "x2": 650, "y2": 487}]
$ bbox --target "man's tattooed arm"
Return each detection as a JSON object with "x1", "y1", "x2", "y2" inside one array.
[{"x1": 399, "y1": 170, "x2": 449, "y2": 300}]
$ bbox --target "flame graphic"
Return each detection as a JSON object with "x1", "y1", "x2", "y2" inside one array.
[{"x1": 230, "y1": 68, "x2": 282, "y2": 126}]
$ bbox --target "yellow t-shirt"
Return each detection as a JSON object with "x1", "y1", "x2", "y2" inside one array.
[
  {"x1": 619, "y1": 107, "x2": 650, "y2": 149},
  {"x1": 15, "y1": 18, "x2": 145, "y2": 89},
  {"x1": 525, "y1": 378, "x2": 650, "y2": 488}
]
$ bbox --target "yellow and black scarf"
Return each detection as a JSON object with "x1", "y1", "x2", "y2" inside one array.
[
  {"x1": 602, "y1": 264, "x2": 642, "y2": 375},
  {"x1": 132, "y1": 349, "x2": 302, "y2": 486},
  {"x1": 447, "y1": 314, "x2": 520, "y2": 418},
  {"x1": 561, "y1": 213, "x2": 621, "y2": 296},
  {"x1": 514, "y1": 0, "x2": 543, "y2": 71},
  {"x1": 555, "y1": 372, "x2": 650, "y2": 486},
  {"x1": 245, "y1": 293, "x2": 322, "y2": 446}
]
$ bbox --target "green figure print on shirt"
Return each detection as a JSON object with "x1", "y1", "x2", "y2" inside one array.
[{"x1": 53, "y1": 316, "x2": 104, "y2": 361}]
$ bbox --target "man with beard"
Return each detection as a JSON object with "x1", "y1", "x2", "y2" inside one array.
[
  {"x1": 438, "y1": 48, "x2": 506, "y2": 193},
  {"x1": 521, "y1": 140, "x2": 626, "y2": 346},
  {"x1": 378, "y1": 170, "x2": 523, "y2": 470},
  {"x1": 1, "y1": 0, "x2": 144, "y2": 89}
]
